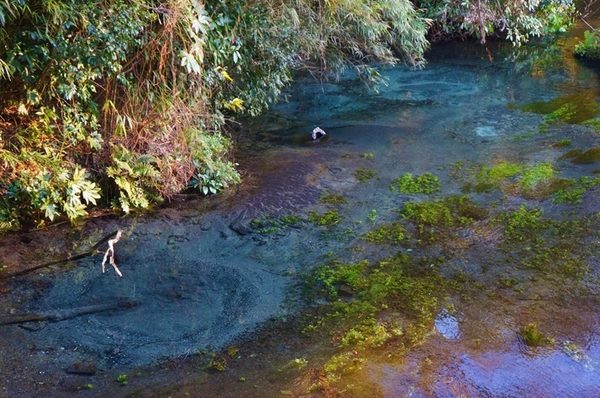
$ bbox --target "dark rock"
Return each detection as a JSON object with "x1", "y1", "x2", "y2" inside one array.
[
  {"x1": 229, "y1": 221, "x2": 252, "y2": 236},
  {"x1": 338, "y1": 283, "x2": 354, "y2": 297},
  {"x1": 66, "y1": 361, "x2": 96, "y2": 375}
]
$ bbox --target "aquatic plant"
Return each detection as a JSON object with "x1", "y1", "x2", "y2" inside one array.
[
  {"x1": 474, "y1": 161, "x2": 523, "y2": 192},
  {"x1": 250, "y1": 214, "x2": 303, "y2": 234},
  {"x1": 570, "y1": 147, "x2": 600, "y2": 164},
  {"x1": 115, "y1": 373, "x2": 128, "y2": 385},
  {"x1": 519, "y1": 323, "x2": 554, "y2": 347},
  {"x1": 391, "y1": 172, "x2": 441, "y2": 194},
  {"x1": 553, "y1": 176, "x2": 600, "y2": 204},
  {"x1": 519, "y1": 162, "x2": 555, "y2": 192},
  {"x1": 308, "y1": 210, "x2": 342, "y2": 227},
  {"x1": 504, "y1": 205, "x2": 544, "y2": 242},
  {"x1": 353, "y1": 168, "x2": 377, "y2": 183},
  {"x1": 319, "y1": 192, "x2": 348, "y2": 206},
  {"x1": 367, "y1": 209, "x2": 378, "y2": 224},
  {"x1": 552, "y1": 139, "x2": 572, "y2": 148},
  {"x1": 400, "y1": 195, "x2": 486, "y2": 242},
  {"x1": 364, "y1": 222, "x2": 407, "y2": 245}
]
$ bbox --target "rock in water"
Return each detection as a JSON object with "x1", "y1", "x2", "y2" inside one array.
[
  {"x1": 311, "y1": 127, "x2": 326, "y2": 140},
  {"x1": 66, "y1": 361, "x2": 97, "y2": 375}
]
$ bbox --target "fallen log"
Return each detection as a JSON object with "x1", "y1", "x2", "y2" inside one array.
[
  {"x1": 0, "y1": 299, "x2": 140, "y2": 326},
  {"x1": 0, "y1": 230, "x2": 119, "y2": 280}
]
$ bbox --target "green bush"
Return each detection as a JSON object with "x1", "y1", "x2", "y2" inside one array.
[{"x1": 575, "y1": 30, "x2": 600, "y2": 61}]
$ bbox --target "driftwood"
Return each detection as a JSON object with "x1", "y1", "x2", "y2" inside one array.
[
  {"x1": 101, "y1": 230, "x2": 123, "y2": 277},
  {"x1": 0, "y1": 299, "x2": 140, "y2": 326},
  {"x1": 0, "y1": 230, "x2": 119, "y2": 280}
]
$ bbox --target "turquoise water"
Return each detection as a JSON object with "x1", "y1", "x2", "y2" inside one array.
[{"x1": 1, "y1": 32, "x2": 600, "y2": 396}]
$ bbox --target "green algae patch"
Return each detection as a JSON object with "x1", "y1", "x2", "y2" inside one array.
[
  {"x1": 520, "y1": 92, "x2": 600, "y2": 124},
  {"x1": 304, "y1": 253, "x2": 448, "y2": 393},
  {"x1": 552, "y1": 139, "x2": 572, "y2": 148},
  {"x1": 319, "y1": 192, "x2": 348, "y2": 206},
  {"x1": 391, "y1": 172, "x2": 441, "y2": 195},
  {"x1": 308, "y1": 210, "x2": 342, "y2": 227},
  {"x1": 504, "y1": 205, "x2": 545, "y2": 242},
  {"x1": 354, "y1": 168, "x2": 377, "y2": 183},
  {"x1": 465, "y1": 161, "x2": 562, "y2": 199},
  {"x1": 553, "y1": 176, "x2": 600, "y2": 204},
  {"x1": 363, "y1": 222, "x2": 407, "y2": 245},
  {"x1": 519, "y1": 323, "x2": 555, "y2": 347},
  {"x1": 520, "y1": 163, "x2": 555, "y2": 191},
  {"x1": 472, "y1": 161, "x2": 522, "y2": 192},
  {"x1": 501, "y1": 207, "x2": 597, "y2": 280},
  {"x1": 401, "y1": 195, "x2": 486, "y2": 242},
  {"x1": 570, "y1": 147, "x2": 600, "y2": 164}
]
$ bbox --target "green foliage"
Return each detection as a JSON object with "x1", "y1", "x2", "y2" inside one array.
[
  {"x1": 0, "y1": 0, "x2": 577, "y2": 230},
  {"x1": 468, "y1": 161, "x2": 560, "y2": 198},
  {"x1": 575, "y1": 30, "x2": 600, "y2": 61},
  {"x1": 353, "y1": 168, "x2": 377, "y2": 183},
  {"x1": 391, "y1": 172, "x2": 441, "y2": 194},
  {"x1": 307, "y1": 253, "x2": 444, "y2": 354},
  {"x1": 553, "y1": 139, "x2": 572, "y2": 148},
  {"x1": 418, "y1": 0, "x2": 574, "y2": 45}
]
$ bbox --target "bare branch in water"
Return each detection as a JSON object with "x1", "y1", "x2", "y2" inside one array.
[{"x1": 102, "y1": 230, "x2": 123, "y2": 277}]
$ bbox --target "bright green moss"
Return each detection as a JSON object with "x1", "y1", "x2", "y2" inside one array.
[
  {"x1": 474, "y1": 161, "x2": 523, "y2": 192},
  {"x1": 391, "y1": 172, "x2": 441, "y2": 194},
  {"x1": 519, "y1": 162, "x2": 555, "y2": 191}
]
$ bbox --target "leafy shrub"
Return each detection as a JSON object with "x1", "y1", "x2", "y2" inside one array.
[{"x1": 575, "y1": 30, "x2": 600, "y2": 61}]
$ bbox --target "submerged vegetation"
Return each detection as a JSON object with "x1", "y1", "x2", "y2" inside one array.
[
  {"x1": 401, "y1": 195, "x2": 486, "y2": 242},
  {"x1": 391, "y1": 172, "x2": 441, "y2": 194},
  {"x1": 306, "y1": 253, "x2": 445, "y2": 390}
]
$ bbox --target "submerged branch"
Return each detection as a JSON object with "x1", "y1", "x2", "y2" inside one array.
[{"x1": 0, "y1": 299, "x2": 140, "y2": 326}]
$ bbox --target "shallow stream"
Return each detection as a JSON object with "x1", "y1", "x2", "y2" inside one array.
[{"x1": 1, "y1": 25, "x2": 600, "y2": 397}]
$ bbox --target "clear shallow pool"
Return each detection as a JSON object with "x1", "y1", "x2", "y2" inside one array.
[{"x1": 1, "y1": 29, "x2": 600, "y2": 397}]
